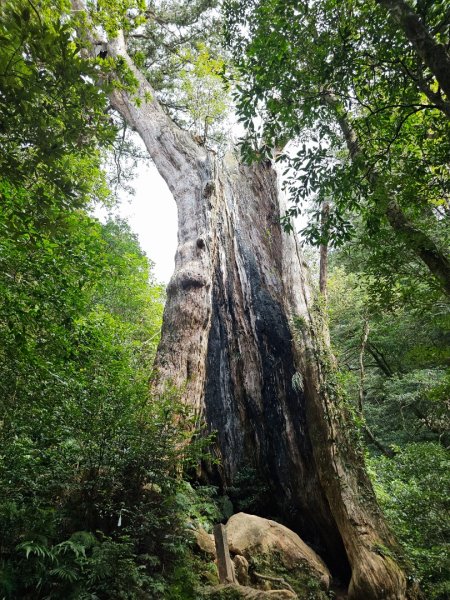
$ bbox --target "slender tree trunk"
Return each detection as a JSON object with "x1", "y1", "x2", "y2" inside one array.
[
  {"x1": 358, "y1": 319, "x2": 395, "y2": 458},
  {"x1": 367, "y1": 342, "x2": 394, "y2": 378},
  {"x1": 377, "y1": 0, "x2": 450, "y2": 101},
  {"x1": 358, "y1": 319, "x2": 370, "y2": 415},
  {"x1": 101, "y1": 30, "x2": 421, "y2": 600},
  {"x1": 384, "y1": 201, "x2": 450, "y2": 295},
  {"x1": 319, "y1": 202, "x2": 329, "y2": 300}
]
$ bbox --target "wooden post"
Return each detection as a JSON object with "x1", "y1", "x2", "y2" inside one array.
[{"x1": 213, "y1": 523, "x2": 237, "y2": 584}]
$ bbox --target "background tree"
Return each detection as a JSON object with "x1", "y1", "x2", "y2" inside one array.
[{"x1": 0, "y1": 0, "x2": 115, "y2": 201}]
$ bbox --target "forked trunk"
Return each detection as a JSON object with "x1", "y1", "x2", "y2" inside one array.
[{"x1": 107, "y1": 32, "x2": 420, "y2": 600}]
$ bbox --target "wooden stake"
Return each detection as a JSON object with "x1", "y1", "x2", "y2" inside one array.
[{"x1": 213, "y1": 524, "x2": 236, "y2": 584}]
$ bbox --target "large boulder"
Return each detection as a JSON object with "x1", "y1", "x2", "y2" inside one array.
[
  {"x1": 226, "y1": 513, "x2": 331, "y2": 595},
  {"x1": 233, "y1": 554, "x2": 250, "y2": 586},
  {"x1": 194, "y1": 527, "x2": 216, "y2": 558}
]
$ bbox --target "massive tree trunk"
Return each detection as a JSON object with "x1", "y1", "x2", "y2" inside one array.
[{"x1": 104, "y1": 31, "x2": 421, "y2": 600}]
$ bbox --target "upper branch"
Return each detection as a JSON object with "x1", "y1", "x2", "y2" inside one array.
[
  {"x1": 71, "y1": 0, "x2": 205, "y2": 198},
  {"x1": 323, "y1": 91, "x2": 450, "y2": 296},
  {"x1": 377, "y1": 0, "x2": 450, "y2": 101}
]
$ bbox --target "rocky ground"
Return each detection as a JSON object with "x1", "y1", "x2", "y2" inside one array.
[{"x1": 193, "y1": 512, "x2": 348, "y2": 599}]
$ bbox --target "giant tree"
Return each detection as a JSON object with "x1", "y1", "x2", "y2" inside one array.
[{"x1": 61, "y1": 1, "x2": 425, "y2": 597}]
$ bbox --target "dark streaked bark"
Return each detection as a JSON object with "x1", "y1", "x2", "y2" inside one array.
[{"x1": 319, "y1": 202, "x2": 329, "y2": 299}]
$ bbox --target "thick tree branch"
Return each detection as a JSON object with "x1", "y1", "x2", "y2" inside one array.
[
  {"x1": 364, "y1": 424, "x2": 396, "y2": 458},
  {"x1": 106, "y1": 31, "x2": 205, "y2": 197},
  {"x1": 383, "y1": 201, "x2": 450, "y2": 296},
  {"x1": 377, "y1": 0, "x2": 450, "y2": 101},
  {"x1": 324, "y1": 91, "x2": 450, "y2": 296},
  {"x1": 417, "y1": 78, "x2": 450, "y2": 119},
  {"x1": 366, "y1": 342, "x2": 394, "y2": 378},
  {"x1": 396, "y1": 57, "x2": 450, "y2": 119},
  {"x1": 70, "y1": 0, "x2": 205, "y2": 198}
]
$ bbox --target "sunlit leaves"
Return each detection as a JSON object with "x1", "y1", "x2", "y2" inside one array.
[
  {"x1": 90, "y1": 0, "x2": 147, "y2": 35},
  {"x1": 0, "y1": 0, "x2": 116, "y2": 201},
  {"x1": 172, "y1": 42, "x2": 230, "y2": 143}
]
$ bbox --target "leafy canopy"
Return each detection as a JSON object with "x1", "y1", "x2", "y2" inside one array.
[{"x1": 225, "y1": 0, "x2": 449, "y2": 279}]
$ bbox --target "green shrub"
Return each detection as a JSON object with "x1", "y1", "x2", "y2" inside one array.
[
  {"x1": 368, "y1": 443, "x2": 450, "y2": 599},
  {"x1": 0, "y1": 194, "x2": 213, "y2": 598}
]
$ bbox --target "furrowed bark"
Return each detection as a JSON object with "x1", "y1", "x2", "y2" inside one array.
[
  {"x1": 105, "y1": 33, "x2": 346, "y2": 569},
  {"x1": 283, "y1": 221, "x2": 418, "y2": 599},
  {"x1": 108, "y1": 32, "x2": 214, "y2": 412},
  {"x1": 377, "y1": 0, "x2": 450, "y2": 101},
  {"x1": 81, "y1": 23, "x2": 421, "y2": 599}
]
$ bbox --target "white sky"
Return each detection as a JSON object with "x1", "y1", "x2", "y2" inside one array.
[{"x1": 96, "y1": 157, "x2": 178, "y2": 284}]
